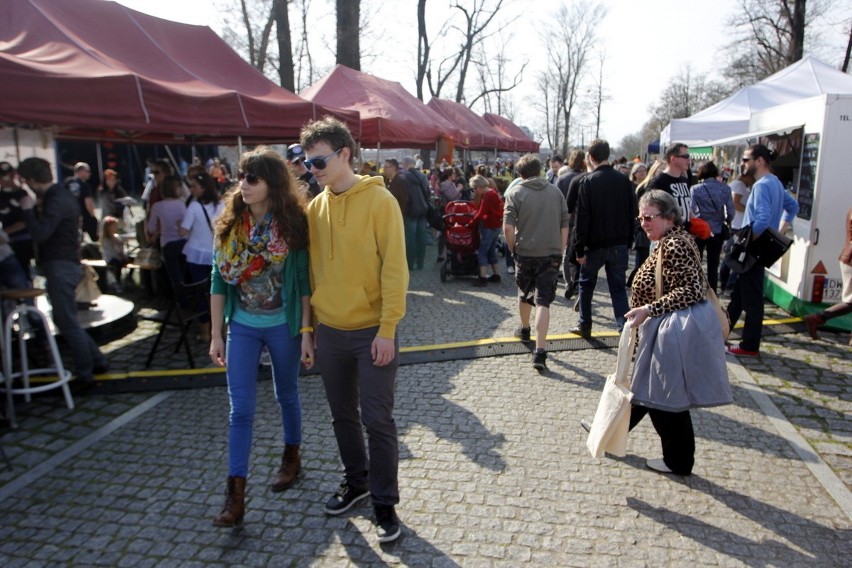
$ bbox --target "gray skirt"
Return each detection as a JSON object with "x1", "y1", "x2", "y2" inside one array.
[{"x1": 631, "y1": 299, "x2": 732, "y2": 413}]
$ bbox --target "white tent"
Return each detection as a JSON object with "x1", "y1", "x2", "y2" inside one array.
[{"x1": 660, "y1": 56, "x2": 852, "y2": 146}]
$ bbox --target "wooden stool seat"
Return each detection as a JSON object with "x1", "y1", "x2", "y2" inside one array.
[{"x1": 0, "y1": 288, "x2": 46, "y2": 300}]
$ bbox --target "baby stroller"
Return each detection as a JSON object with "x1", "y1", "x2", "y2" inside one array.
[{"x1": 439, "y1": 200, "x2": 480, "y2": 282}]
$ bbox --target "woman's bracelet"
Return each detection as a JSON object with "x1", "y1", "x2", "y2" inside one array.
[{"x1": 299, "y1": 326, "x2": 314, "y2": 334}]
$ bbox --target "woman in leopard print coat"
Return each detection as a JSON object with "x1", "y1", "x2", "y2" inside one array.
[{"x1": 623, "y1": 190, "x2": 731, "y2": 476}]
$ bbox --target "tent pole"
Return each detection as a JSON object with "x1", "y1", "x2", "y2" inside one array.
[
  {"x1": 12, "y1": 127, "x2": 21, "y2": 162},
  {"x1": 238, "y1": 136, "x2": 243, "y2": 157},
  {"x1": 376, "y1": 142, "x2": 381, "y2": 169},
  {"x1": 96, "y1": 142, "x2": 104, "y2": 178}
]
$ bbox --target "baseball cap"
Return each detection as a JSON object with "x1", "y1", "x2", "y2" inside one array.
[
  {"x1": 286, "y1": 144, "x2": 305, "y2": 162},
  {"x1": 0, "y1": 161, "x2": 14, "y2": 176}
]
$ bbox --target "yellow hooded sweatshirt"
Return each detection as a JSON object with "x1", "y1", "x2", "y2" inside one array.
[{"x1": 307, "y1": 175, "x2": 409, "y2": 339}]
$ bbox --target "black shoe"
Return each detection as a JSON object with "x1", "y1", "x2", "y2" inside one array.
[
  {"x1": 514, "y1": 327, "x2": 531, "y2": 342},
  {"x1": 564, "y1": 287, "x2": 574, "y2": 301},
  {"x1": 532, "y1": 350, "x2": 547, "y2": 371},
  {"x1": 487, "y1": 274, "x2": 501, "y2": 283},
  {"x1": 374, "y1": 505, "x2": 401, "y2": 543},
  {"x1": 93, "y1": 361, "x2": 110, "y2": 375},
  {"x1": 324, "y1": 482, "x2": 369, "y2": 515},
  {"x1": 472, "y1": 277, "x2": 487, "y2": 287},
  {"x1": 570, "y1": 325, "x2": 592, "y2": 339},
  {"x1": 580, "y1": 419, "x2": 591, "y2": 433}
]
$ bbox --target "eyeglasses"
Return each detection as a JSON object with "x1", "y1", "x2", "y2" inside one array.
[
  {"x1": 637, "y1": 214, "x2": 662, "y2": 223},
  {"x1": 304, "y1": 148, "x2": 342, "y2": 170},
  {"x1": 238, "y1": 172, "x2": 262, "y2": 185},
  {"x1": 676, "y1": 154, "x2": 690, "y2": 159}
]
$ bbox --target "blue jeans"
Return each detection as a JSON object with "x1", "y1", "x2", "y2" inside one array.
[
  {"x1": 403, "y1": 216, "x2": 429, "y2": 270},
  {"x1": 42, "y1": 260, "x2": 107, "y2": 380},
  {"x1": 477, "y1": 226, "x2": 500, "y2": 266},
  {"x1": 578, "y1": 245, "x2": 630, "y2": 329},
  {"x1": 225, "y1": 320, "x2": 302, "y2": 477}
]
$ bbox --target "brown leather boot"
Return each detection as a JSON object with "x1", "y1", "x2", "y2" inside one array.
[
  {"x1": 212, "y1": 476, "x2": 246, "y2": 527},
  {"x1": 270, "y1": 444, "x2": 301, "y2": 492}
]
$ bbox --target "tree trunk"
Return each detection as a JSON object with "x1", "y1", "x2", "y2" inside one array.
[
  {"x1": 789, "y1": 0, "x2": 806, "y2": 63},
  {"x1": 273, "y1": 0, "x2": 295, "y2": 91},
  {"x1": 336, "y1": 0, "x2": 360, "y2": 70},
  {"x1": 842, "y1": 21, "x2": 852, "y2": 73},
  {"x1": 416, "y1": 0, "x2": 429, "y2": 100}
]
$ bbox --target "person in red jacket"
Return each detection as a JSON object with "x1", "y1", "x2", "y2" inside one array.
[{"x1": 470, "y1": 174, "x2": 504, "y2": 287}]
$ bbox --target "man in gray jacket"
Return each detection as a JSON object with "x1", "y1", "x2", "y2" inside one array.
[{"x1": 503, "y1": 154, "x2": 569, "y2": 371}]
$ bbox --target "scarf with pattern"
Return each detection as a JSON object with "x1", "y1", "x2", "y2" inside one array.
[{"x1": 216, "y1": 211, "x2": 288, "y2": 284}]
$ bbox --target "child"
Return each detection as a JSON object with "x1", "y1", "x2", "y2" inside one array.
[{"x1": 100, "y1": 216, "x2": 128, "y2": 292}]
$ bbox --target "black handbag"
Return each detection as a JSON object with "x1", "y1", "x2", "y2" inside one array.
[
  {"x1": 724, "y1": 223, "x2": 792, "y2": 273},
  {"x1": 751, "y1": 225, "x2": 793, "y2": 267}
]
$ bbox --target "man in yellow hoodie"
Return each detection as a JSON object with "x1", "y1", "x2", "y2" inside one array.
[{"x1": 300, "y1": 117, "x2": 408, "y2": 544}]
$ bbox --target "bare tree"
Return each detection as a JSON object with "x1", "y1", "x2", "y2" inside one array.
[
  {"x1": 542, "y1": 1, "x2": 606, "y2": 156},
  {"x1": 336, "y1": 0, "x2": 360, "y2": 70},
  {"x1": 415, "y1": 0, "x2": 512, "y2": 102},
  {"x1": 469, "y1": 29, "x2": 524, "y2": 115},
  {"x1": 843, "y1": 20, "x2": 852, "y2": 72},
  {"x1": 529, "y1": 71, "x2": 562, "y2": 154},
  {"x1": 722, "y1": 0, "x2": 827, "y2": 87},
  {"x1": 220, "y1": 0, "x2": 276, "y2": 76},
  {"x1": 293, "y1": 0, "x2": 316, "y2": 91},
  {"x1": 587, "y1": 50, "x2": 610, "y2": 139},
  {"x1": 649, "y1": 66, "x2": 732, "y2": 126}
]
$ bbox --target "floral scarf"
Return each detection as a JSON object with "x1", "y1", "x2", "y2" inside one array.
[{"x1": 216, "y1": 211, "x2": 289, "y2": 285}]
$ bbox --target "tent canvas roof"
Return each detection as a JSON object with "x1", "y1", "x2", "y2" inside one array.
[
  {"x1": 661, "y1": 56, "x2": 852, "y2": 146},
  {"x1": 300, "y1": 65, "x2": 461, "y2": 148},
  {"x1": 482, "y1": 113, "x2": 540, "y2": 153},
  {"x1": 426, "y1": 98, "x2": 515, "y2": 151},
  {"x1": 0, "y1": 0, "x2": 357, "y2": 143}
]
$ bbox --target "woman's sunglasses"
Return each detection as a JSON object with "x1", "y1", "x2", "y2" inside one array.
[
  {"x1": 238, "y1": 172, "x2": 262, "y2": 185},
  {"x1": 304, "y1": 148, "x2": 342, "y2": 170}
]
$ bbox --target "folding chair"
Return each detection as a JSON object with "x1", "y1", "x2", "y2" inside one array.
[{"x1": 140, "y1": 277, "x2": 210, "y2": 369}]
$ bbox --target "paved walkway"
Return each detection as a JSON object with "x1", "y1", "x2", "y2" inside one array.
[{"x1": 1, "y1": 261, "x2": 850, "y2": 566}]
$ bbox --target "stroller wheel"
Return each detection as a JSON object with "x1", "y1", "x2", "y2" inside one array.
[{"x1": 440, "y1": 260, "x2": 448, "y2": 282}]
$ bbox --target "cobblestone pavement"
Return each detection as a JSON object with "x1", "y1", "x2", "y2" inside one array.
[{"x1": 1, "y1": 255, "x2": 850, "y2": 566}]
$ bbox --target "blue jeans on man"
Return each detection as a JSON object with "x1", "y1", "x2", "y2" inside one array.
[
  {"x1": 578, "y1": 244, "x2": 630, "y2": 331},
  {"x1": 42, "y1": 260, "x2": 107, "y2": 381}
]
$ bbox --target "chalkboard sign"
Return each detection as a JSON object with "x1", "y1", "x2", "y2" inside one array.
[{"x1": 797, "y1": 133, "x2": 819, "y2": 220}]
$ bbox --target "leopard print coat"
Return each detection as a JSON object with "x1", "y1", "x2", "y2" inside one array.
[{"x1": 631, "y1": 225, "x2": 705, "y2": 317}]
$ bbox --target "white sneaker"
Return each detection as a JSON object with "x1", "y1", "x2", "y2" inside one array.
[
  {"x1": 646, "y1": 458, "x2": 673, "y2": 474},
  {"x1": 507, "y1": 266, "x2": 515, "y2": 274}
]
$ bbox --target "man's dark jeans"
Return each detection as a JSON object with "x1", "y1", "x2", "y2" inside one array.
[
  {"x1": 42, "y1": 260, "x2": 107, "y2": 380},
  {"x1": 727, "y1": 264, "x2": 765, "y2": 352},
  {"x1": 578, "y1": 244, "x2": 630, "y2": 330}
]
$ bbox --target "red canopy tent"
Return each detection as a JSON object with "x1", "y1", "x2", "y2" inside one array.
[
  {"x1": 426, "y1": 98, "x2": 515, "y2": 152},
  {"x1": 300, "y1": 65, "x2": 461, "y2": 149},
  {"x1": 483, "y1": 113, "x2": 540, "y2": 153},
  {"x1": 0, "y1": 0, "x2": 357, "y2": 143}
]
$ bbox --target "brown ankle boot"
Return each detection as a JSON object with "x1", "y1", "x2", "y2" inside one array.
[
  {"x1": 212, "y1": 476, "x2": 246, "y2": 527},
  {"x1": 270, "y1": 444, "x2": 301, "y2": 492}
]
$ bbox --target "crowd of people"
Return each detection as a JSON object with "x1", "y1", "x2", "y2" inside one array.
[{"x1": 6, "y1": 117, "x2": 851, "y2": 543}]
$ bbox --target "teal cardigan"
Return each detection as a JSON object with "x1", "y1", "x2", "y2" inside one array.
[{"x1": 210, "y1": 248, "x2": 311, "y2": 338}]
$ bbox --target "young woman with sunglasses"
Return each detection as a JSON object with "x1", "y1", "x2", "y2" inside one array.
[{"x1": 209, "y1": 146, "x2": 314, "y2": 528}]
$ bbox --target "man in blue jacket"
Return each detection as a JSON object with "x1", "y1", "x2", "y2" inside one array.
[{"x1": 726, "y1": 144, "x2": 798, "y2": 357}]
